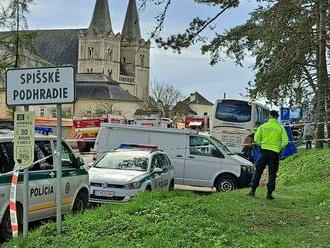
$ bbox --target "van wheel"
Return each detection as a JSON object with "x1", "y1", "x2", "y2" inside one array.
[
  {"x1": 215, "y1": 175, "x2": 238, "y2": 192},
  {"x1": 73, "y1": 191, "x2": 88, "y2": 214},
  {"x1": 145, "y1": 185, "x2": 152, "y2": 192},
  {"x1": 168, "y1": 180, "x2": 175, "y2": 191}
]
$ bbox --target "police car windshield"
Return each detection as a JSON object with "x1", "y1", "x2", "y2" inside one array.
[{"x1": 94, "y1": 152, "x2": 149, "y2": 171}]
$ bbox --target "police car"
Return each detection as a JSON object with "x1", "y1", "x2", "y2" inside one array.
[
  {"x1": 0, "y1": 130, "x2": 89, "y2": 240},
  {"x1": 89, "y1": 144, "x2": 175, "y2": 203}
]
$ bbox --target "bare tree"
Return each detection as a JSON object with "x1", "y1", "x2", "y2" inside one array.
[
  {"x1": 150, "y1": 82, "x2": 183, "y2": 116},
  {"x1": 95, "y1": 101, "x2": 113, "y2": 117}
]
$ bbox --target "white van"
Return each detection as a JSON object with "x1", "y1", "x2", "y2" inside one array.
[
  {"x1": 0, "y1": 130, "x2": 89, "y2": 240},
  {"x1": 95, "y1": 124, "x2": 255, "y2": 192}
]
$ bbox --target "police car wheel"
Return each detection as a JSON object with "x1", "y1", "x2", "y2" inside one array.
[
  {"x1": 73, "y1": 192, "x2": 88, "y2": 214},
  {"x1": 169, "y1": 180, "x2": 175, "y2": 191},
  {"x1": 0, "y1": 209, "x2": 22, "y2": 241},
  {"x1": 215, "y1": 176, "x2": 237, "y2": 192},
  {"x1": 0, "y1": 211, "x2": 11, "y2": 240}
]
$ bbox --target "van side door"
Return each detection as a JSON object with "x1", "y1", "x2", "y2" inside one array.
[{"x1": 184, "y1": 136, "x2": 224, "y2": 187}]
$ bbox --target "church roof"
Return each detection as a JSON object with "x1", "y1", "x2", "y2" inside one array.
[
  {"x1": 173, "y1": 102, "x2": 198, "y2": 116},
  {"x1": 122, "y1": 0, "x2": 141, "y2": 41},
  {"x1": 183, "y1": 92, "x2": 213, "y2": 106},
  {"x1": 76, "y1": 73, "x2": 141, "y2": 102},
  {"x1": 33, "y1": 29, "x2": 83, "y2": 67},
  {"x1": 89, "y1": 0, "x2": 112, "y2": 32}
]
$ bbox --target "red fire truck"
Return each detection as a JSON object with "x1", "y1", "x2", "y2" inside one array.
[
  {"x1": 73, "y1": 115, "x2": 125, "y2": 152},
  {"x1": 185, "y1": 116, "x2": 209, "y2": 131}
]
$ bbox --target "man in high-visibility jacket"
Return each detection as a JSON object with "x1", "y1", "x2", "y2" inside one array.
[{"x1": 247, "y1": 110, "x2": 289, "y2": 200}]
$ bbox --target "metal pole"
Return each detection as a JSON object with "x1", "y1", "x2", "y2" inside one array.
[
  {"x1": 23, "y1": 105, "x2": 28, "y2": 237},
  {"x1": 56, "y1": 104, "x2": 62, "y2": 234}
]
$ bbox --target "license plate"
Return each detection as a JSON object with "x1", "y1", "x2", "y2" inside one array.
[{"x1": 94, "y1": 190, "x2": 114, "y2": 197}]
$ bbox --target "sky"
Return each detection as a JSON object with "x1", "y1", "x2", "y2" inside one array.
[{"x1": 25, "y1": 0, "x2": 259, "y2": 103}]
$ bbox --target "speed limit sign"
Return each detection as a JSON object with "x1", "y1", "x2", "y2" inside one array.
[{"x1": 14, "y1": 111, "x2": 35, "y2": 169}]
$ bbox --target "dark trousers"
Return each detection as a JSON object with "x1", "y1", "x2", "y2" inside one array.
[
  {"x1": 306, "y1": 141, "x2": 312, "y2": 149},
  {"x1": 305, "y1": 136, "x2": 312, "y2": 149},
  {"x1": 251, "y1": 149, "x2": 280, "y2": 193}
]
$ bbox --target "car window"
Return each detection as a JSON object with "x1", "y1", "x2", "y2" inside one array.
[
  {"x1": 189, "y1": 136, "x2": 223, "y2": 158},
  {"x1": 158, "y1": 154, "x2": 169, "y2": 169},
  {"x1": 30, "y1": 141, "x2": 54, "y2": 171},
  {"x1": 164, "y1": 154, "x2": 171, "y2": 167},
  {"x1": 54, "y1": 141, "x2": 76, "y2": 168},
  {"x1": 0, "y1": 142, "x2": 15, "y2": 174},
  {"x1": 151, "y1": 154, "x2": 169, "y2": 170},
  {"x1": 151, "y1": 155, "x2": 159, "y2": 170}
]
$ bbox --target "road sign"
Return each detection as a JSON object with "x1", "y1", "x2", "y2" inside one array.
[
  {"x1": 14, "y1": 111, "x2": 35, "y2": 169},
  {"x1": 280, "y1": 107, "x2": 290, "y2": 121},
  {"x1": 6, "y1": 66, "x2": 75, "y2": 106}
]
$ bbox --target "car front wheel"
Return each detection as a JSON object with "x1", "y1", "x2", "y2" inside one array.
[{"x1": 72, "y1": 191, "x2": 89, "y2": 214}]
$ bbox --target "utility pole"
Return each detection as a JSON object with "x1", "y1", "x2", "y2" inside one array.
[{"x1": 15, "y1": 0, "x2": 20, "y2": 68}]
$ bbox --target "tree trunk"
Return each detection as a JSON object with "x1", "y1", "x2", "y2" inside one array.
[{"x1": 316, "y1": 0, "x2": 328, "y2": 149}]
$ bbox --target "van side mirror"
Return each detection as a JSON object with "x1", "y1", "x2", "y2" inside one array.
[
  {"x1": 76, "y1": 157, "x2": 85, "y2": 168},
  {"x1": 152, "y1": 167, "x2": 163, "y2": 174}
]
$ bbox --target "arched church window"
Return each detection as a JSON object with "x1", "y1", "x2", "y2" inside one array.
[
  {"x1": 88, "y1": 47, "x2": 94, "y2": 59},
  {"x1": 87, "y1": 68, "x2": 90, "y2": 73},
  {"x1": 123, "y1": 57, "x2": 126, "y2": 64},
  {"x1": 108, "y1": 69, "x2": 113, "y2": 78},
  {"x1": 108, "y1": 49, "x2": 113, "y2": 61},
  {"x1": 140, "y1": 54, "x2": 145, "y2": 67}
]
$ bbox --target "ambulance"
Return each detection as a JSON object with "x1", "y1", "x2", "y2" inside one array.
[{"x1": 0, "y1": 130, "x2": 89, "y2": 240}]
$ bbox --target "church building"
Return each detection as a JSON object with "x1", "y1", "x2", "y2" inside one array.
[{"x1": 1, "y1": 0, "x2": 150, "y2": 119}]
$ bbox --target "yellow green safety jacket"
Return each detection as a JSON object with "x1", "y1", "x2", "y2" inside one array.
[{"x1": 254, "y1": 119, "x2": 289, "y2": 153}]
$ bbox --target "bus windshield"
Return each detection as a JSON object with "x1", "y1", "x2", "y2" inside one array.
[{"x1": 216, "y1": 100, "x2": 252, "y2": 123}]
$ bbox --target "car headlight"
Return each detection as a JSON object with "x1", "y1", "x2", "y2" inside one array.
[
  {"x1": 125, "y1": 181, "x2": 142, "y2": 190},
  {"x1": 242, "y1": 165, "x2": 255, "y2": 172}
]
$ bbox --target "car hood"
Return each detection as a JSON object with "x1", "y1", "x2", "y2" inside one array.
[
  {"x1": 229, "y1": 154, "x2": 253, "y2": 166},
  {"x1": 89, "y1": 168, "x2": 147, "y2": 185}
]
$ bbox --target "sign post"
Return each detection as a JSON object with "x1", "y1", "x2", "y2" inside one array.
[
  {"x1": 56, "y1": 104, "x2": 62, "y2": 234},
  {"x1": 6, "y1": 66, "x2": 75, "y2": 235},
  {"x1": 13, "y1": 111, "x2": 35, "y2": 237}
]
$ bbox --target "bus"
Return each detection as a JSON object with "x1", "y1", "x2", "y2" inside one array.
[{"x1": 210, "y1": 99, "x2": 270, "y2": 154}]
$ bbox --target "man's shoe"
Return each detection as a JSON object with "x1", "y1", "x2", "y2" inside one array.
[
  {"x1": 266, "y1": 193, "x2": 274, "y2": 200},
  {"x1": 246, "y1": 190, "x2": 256, "y2": 197}
]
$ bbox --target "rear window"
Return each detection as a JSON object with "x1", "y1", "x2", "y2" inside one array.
[
  {"x1": 94, "y1": 152, "x2": 149, "y2": 171},
  {"x1": 216, "y1": 100, "x2": 252, "y2": 123}
]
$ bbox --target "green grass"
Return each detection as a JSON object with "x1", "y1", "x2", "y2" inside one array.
[{"x1": 5, "y1": 149, "x2": 330, "y2": 248}]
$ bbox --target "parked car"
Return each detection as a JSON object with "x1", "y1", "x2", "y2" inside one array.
[
  {"x1": 89, "y1": 144, "x2": 174, "y2": 203},
  {"x1": 94, "y1": 124, "x2": 255, "y2": 192},
  {"x1": 0, "y1": 130, "x2": 89, "y2": 240}
]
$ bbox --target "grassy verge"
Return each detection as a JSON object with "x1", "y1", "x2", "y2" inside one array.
[{"x1": 5, "y1": 149, "x2": 330, "y2": 248}]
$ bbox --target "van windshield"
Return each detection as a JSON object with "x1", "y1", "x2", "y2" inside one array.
[
  {"x1": 94, "y1": 152, "x2": 149, "y2": 171},
  {"x1": 210, "y1": 136, "x2": 233, "y2": 155}
]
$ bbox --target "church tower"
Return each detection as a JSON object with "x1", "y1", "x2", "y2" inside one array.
[
  {"x1": 120, "y1": 0, "x2": 150, "y2": 100},
  {"x1": 78, "y1": 0, "x2": 121, "y2": 81}
]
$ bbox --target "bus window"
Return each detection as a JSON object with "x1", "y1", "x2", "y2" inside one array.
[
  {"x1": 215, "y1": 100, "x2": 252, "y2": 123},
  {"x1": 256, "y1": 106, "x2": 269, "y2": 126}
]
